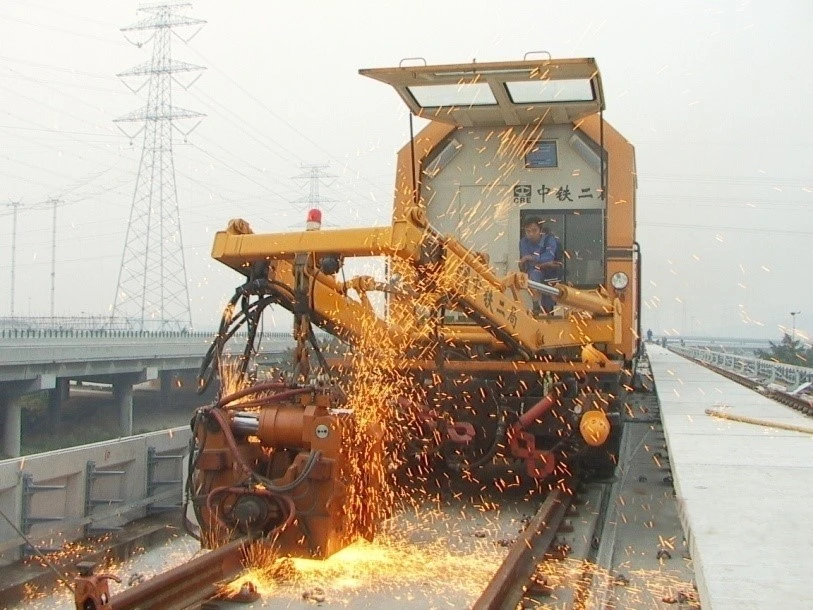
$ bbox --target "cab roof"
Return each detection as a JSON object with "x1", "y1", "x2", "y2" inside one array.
[{"x1": 360, "y1": 57, "x2": 604, "y2": 127}]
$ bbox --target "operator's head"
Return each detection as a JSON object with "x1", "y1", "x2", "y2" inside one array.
[{"x1": 524, "y1": 217, "x2": 542, "y2": 243}]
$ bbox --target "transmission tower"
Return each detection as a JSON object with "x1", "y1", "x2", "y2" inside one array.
[
  {"x1": 110, "y1": 2, "x2": 205, "y2": 332},
  {"x1": 6, "y1": 200, "x2": 22, "y2": 318},
  {"x1": 47, "y1": 197, "x2": 62, "y2": 319},
  {"x1": 292, "y1": 164, "x2": 338, "y2": 212}
]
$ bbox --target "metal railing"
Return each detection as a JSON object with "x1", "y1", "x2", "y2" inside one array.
[
  {"x1": 0, "y1": 328, "x2": 331, "y2": 342},
  {"x1": 671, "y1": 345, "x2": 813, "y2": 388},
  {"x1": 0, "y1": 329, "x2": 274, "y2": 340}
]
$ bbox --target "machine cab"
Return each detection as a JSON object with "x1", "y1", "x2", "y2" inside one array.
[{"x1": 361, "y1": 57, "x2": 612, "y2": 291}]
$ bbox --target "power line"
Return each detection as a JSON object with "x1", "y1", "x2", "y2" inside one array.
[
  {"x1": 0, "y1": 125, "x2": 121, "y2": 138},
  {"x1": 642, "y1": 197, "x2": 813, "y2": 209},
  {"x1": 640, "y1": 174, "x2": 812, "y2": 188},
  {"x1": 5, "y1": 0, "x2": 115, "y2": 28},
  {"x1": 184, "y1": 43, "x2": 391, "y2": 203},
  {"x1": 0, "y1": 69, "x2": 121, "y2": 95},
  {"x1": 189, "y1": 88, "x2": 307, "y2": 169},
  {"x1": 0, "y1": 12, "x2": 120, "y2": 45},
  {"x1": 0, "y1": 53, "x2": 114, "y2": 80},
  {"x1": 3, "y1": 41, "x2": 388, "y2": 218},
  {"x1": 639, "y1": 221, "x2": 813, "y2": 237},
  {"x1": 186, "y1": 143, "x2": 297, "y2": 203}
]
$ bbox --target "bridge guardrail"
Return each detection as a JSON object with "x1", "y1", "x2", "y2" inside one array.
[
  {"x1": 0, "y1": 329, "x2": 333, "y2": 341},
  {"x1": 0, "y1": 330, "x2": 277, "y2": 340},
  {"x1": 671, "y1": 345, "x2": 813, "y2": 388}
]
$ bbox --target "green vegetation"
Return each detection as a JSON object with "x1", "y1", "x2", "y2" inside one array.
[
  {"x1": 21, "y1": 393, "x2": 121, "y2": 454},
  {"x1": 755, "y1": 333, "x2": 813, "y2": 367},
  {"x1": 19, "y1": 389, "x2": 197, "y2": 456}
]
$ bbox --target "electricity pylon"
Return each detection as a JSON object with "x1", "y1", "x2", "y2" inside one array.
[
  {"x1": 6, "y1": 200, "x2": 22, "y2": 317},
  {"x1": 292, "y1": 164, "x2": 338, "y2": 213},
  {"x1": 48, "y1": 197, "x2": 62, "y2": 318},
  {"x1": 110, "y1": 2, "x2": 205, "y2": 332}
]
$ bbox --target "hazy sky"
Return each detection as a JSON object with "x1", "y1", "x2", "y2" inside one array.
[{"x1": 1, "y1": 0, "x2": 811, "y2": 341}]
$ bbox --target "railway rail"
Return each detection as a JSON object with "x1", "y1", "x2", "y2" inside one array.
[
  {"x1": 472, "y1": 487, "x2": 574, "y2": 610},
  {"x1": 74, "y1": 539, "x2": 248, "y2": 610},
  {"x1": 75, "y1": 487, "x2": 579, "y2": 610},
  {"x1": 72, "y1": 485, "x2": 586, "y2": 610},
  {"x1": 62, "y1": 485, "x2": 555, "y2": 609}
]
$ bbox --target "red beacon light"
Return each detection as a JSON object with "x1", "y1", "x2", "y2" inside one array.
[{"x1": 306, "y1": 208, "x2": 322, "y2": 231}]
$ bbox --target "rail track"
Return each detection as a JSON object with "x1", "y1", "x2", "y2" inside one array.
[
  {"x1": 14, "y1": 359, "x2": 700, "y2": 609},
  {"x1": 83, "y1": 486, "x2": 584, "y2": 610},
  {"x1": 472, "y1": 486, "x2": 576, "y2": 610},
  {"x1": 78, "y1": 539, "x2": 248, "y2": 610},
  {"x1": 62, "y1": 483, "x2": 559, "y2": 609},
  {"x1": 472, "y1": 358, "x2": 700, "y2": 610}
]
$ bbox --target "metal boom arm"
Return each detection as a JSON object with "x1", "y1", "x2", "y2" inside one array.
[{"x1": 210, "y1": 209, "x2": 621, "y2": 358}]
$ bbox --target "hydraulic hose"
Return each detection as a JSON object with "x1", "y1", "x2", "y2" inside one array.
[
  {"x1": 214, "y1": 381, "x2": 291, "y2": 409},
  {"x1": 218, "y1": 388, "x2": 312, "y2": 411},
  {"x1": 255, "y1": 449, "x2": 322, "y2": 493}
]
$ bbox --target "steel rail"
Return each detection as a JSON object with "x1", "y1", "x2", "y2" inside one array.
[
  {"x1": 472, "y1": 488, "x2": 572, "y2": 610},
  {"x1": 107, "y1": 539, "x2": 247, "y2": 610}
]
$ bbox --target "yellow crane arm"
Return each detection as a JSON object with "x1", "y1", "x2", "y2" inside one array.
[{"x1": 210, "y1": 212, "x2": 620, "y2": 358}]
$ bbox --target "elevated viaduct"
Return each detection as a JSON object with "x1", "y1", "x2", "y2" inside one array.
[{"x1": 0, "y1": 331, "x2": 295, "y2": 457}]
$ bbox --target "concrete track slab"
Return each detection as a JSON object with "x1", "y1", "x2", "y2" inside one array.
[{"x1": 648, "y1": 345, "x2": 813, "y2": 610}]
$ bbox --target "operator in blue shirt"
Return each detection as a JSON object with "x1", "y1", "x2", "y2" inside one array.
[{"x1": 519, "y1": 217, "x2": 563, "y2": 315}]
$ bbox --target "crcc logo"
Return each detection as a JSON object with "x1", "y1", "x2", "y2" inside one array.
[{"x1": 513, "y1": 184, "x2": 532, "y2": 204}]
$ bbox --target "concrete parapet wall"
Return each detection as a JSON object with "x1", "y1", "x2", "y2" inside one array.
[{"x1": 0, "y1": 426, "x2": 191, "y2": 565}]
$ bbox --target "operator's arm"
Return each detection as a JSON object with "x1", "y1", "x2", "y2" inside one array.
[
  {"x1": 519, "y1": 238, "x2": 543, "y2": 266},
  {"x1": 537, "y1": 236, "x2": 556, "y2": 264},
  {"x1": 520, "y1": 237, "x2": 554, "y2": 267}
]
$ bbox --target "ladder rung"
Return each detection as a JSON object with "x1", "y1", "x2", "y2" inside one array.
[
  {"x1": 24, "y1": 545, "x2": 63, "y2": 554},
  {"x1": 25, "y1": 485, "x2": 66, "y2": 493},
  {"x1": 86, "y1": 525, "x2": 122, "y2": 533},
  {"x1": 147, "y1": 504, "x2": 182, "y2": 513},
  {"x1": 24, "y1": 517, "x2": 63, "y2": 525}
]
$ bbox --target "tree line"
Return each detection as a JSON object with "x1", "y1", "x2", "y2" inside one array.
[{"x1": 755, "y1": 333, "x2": 812, "y2": 367}]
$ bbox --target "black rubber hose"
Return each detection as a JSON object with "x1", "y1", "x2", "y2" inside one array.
[
  {"x1": 182, "y1": 412, "x2": 208, "y2": 541},
  {"x1": 307, "y1": 324, "x2": 330, "y2": 374},
  {"x1": 198, "y1": 290, "x2": 243, "y2": 393},
  {"x1": 206, "y1": 407, "x2": 322, "y2": 495},
  {"x1": 198, "y1": 289, "x2": 284, "y2": 394}
]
